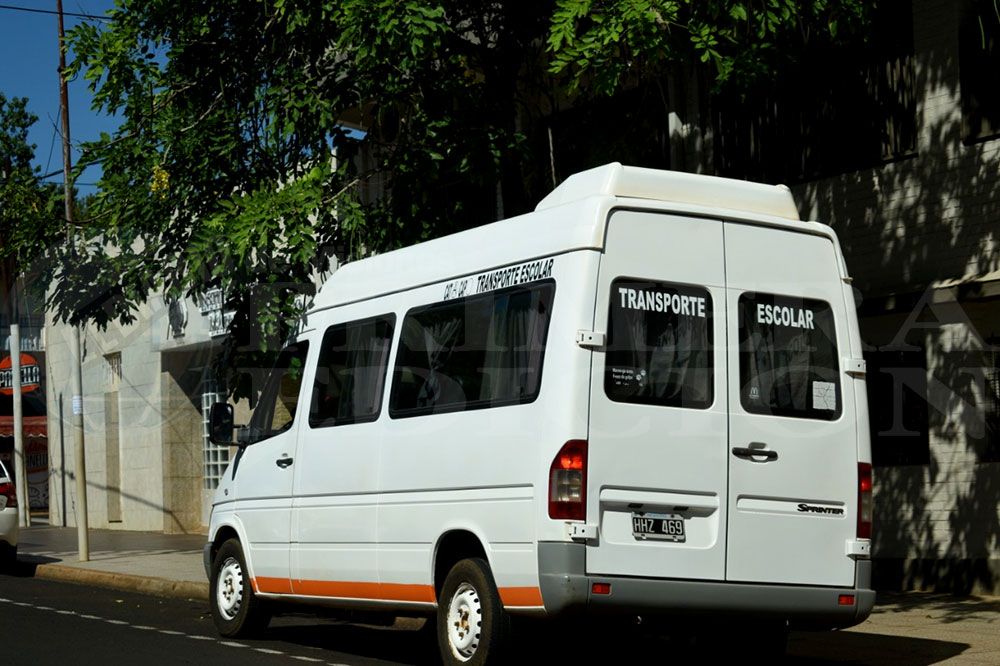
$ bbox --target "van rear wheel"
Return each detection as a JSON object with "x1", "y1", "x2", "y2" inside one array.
[
  {"x1": 210, "y1": 538, "x2": 271, "y2": 637},
  {"x1": 437, "y1": 558, "x2": 509, "y2": 665}
]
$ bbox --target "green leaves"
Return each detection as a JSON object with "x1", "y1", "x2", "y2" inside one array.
[
  {"x1": 548, "y1": 0, "x2": 872, "y2": 93},
  {"x1": 0, "y1": 93, "x2": 61, "y2": 289}
]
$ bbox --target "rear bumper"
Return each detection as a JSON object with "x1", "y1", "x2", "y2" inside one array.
[{"x1": 537, "y1": 542, "x2": 874, "y2": 628}]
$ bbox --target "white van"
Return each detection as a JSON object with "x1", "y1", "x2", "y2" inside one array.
[{"x1": 204, "y1": 163, "x2": 874, "y2": 663}]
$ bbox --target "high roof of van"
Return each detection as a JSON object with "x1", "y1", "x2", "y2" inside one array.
[{"x1": 311, "y1": 163, "x2": 806, "y2": 311}]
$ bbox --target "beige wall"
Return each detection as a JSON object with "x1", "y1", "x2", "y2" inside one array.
[{"x1": 46, "y1": 296, "x2": 215, "y2": 534}]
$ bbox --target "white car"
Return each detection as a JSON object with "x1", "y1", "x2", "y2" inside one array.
[{"x1": 0, "y1": 459, "x2": 18, "y2": 568}]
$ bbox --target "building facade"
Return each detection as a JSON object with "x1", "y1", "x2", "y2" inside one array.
[{"x1": 45, "y1": 293, "x2": 231, "y2": 533}]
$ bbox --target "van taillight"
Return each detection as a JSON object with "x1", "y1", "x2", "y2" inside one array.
[
  {"x1": 858, "y1": 463, "x2": 872, "y2": 539},
  {"x1": 549, "y1": 440, "x2": 587, "y2": 520},
  {"x1": 0, "y1": 481, "x2": 16, "y2": 508}
]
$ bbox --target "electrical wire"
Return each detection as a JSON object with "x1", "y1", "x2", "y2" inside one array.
[{"x1": 0, "y1": 3, "x2": 109, "y2": 21}]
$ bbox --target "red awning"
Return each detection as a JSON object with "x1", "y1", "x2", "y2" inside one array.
[{"x1": 0, "y1": 415, "x2": 47, "y2": 438}]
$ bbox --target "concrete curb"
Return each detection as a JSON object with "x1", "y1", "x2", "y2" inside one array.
[{"x1": 34, "y1": 563, "x2": 209, "y2": 602}]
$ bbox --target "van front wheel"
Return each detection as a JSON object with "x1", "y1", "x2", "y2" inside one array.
[
  {"x1": 210, "y1": 538, "x2": 271, "y2": 637},
  {"x1": 437, "y1": 558, "x2": 509, "y2": 665}
]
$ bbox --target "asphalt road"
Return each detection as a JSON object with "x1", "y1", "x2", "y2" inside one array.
[
  {"x1": 0, "y1": 575, "x2": 433, "y2": 665},
  {"x1": 0, "y1": 570, "x2": 983, "y2": 665}
]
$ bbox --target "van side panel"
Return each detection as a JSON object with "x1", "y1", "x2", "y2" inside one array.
[{"x1": 377, "y1": 251, "x2": 599, "y2": 607}]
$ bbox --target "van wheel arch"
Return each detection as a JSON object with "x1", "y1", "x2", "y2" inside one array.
[
  {"x1": 210, "y1": 526, "x2": 241, "y2": 567},
  {"x1": 433, "y1": 530, "x2": 489, "y2": 601}
]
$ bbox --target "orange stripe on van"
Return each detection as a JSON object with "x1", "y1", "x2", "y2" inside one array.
[
  {"x1": 252, "y1": 578, "x2": 542, "y2": 607},
  {"x1": 253, "y1": 577, "x2": 294, "y2": 594},
  {"x1": 292, "y1": 579, "x2": 437, "y2": 603},
  {"x1": 498, "y1": 586, "x2": 544, "y2": 607}
]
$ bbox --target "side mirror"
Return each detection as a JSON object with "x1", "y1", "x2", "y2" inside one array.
[{"x1": 209, "y1": 402, "x2": 235, "y2": 445}]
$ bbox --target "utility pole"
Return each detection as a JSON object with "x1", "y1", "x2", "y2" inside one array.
[
  {"x1": 11, "y1": 278, "x2": 29, "y2": 527},
  {"x1": 57, "y1": 0, "x2": 88, "y2": 561}
]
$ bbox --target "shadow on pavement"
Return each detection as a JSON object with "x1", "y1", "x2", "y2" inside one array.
[
  {"x1": 873, "y1": 591, "x2": 1000, "y2": 623},
  {"x1": 788, "y1": 629, "x2": 968, "y2": 665},
  {"x1": 237, "y1": 613, "x2": 972, "y2": 666},
  {"x1": 4, "y1": 558, "x2": 41, "y2": 577}
]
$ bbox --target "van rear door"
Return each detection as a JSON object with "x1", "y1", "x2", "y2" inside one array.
[
  {"x1": 585, "y1": 210, "x2": 729, "y2": 581},
  {"x1": 724, "y1": 222, "x2": 858, "y2": 587}
]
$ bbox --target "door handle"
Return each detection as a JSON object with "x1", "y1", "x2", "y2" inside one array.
[
  {"x1": 732, "y1": 446, "x2": 778, "y2": 461},
  {"x1": 276, "y1": 456, "x2": 294, "y2": 469}
]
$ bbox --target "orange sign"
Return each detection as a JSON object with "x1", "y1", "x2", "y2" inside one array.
[{"x1": 0, "y1": 353, "x2": 41, "y2": 395}]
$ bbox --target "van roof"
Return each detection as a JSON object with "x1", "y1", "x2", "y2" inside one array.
[
  {"x1": 311, "y1": 163, "x2": 803, "y2": 311},
  {"x1": 534, "y1": 163, "x2": 800, "y2": 220}
]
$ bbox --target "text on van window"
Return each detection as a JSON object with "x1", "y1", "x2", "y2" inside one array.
[
  {"x1": 618, "y1": 287, "x2": 707, "y2": 318},
  {"x1": 756, "y1": 303, "x2": 815, "y2": 330}
]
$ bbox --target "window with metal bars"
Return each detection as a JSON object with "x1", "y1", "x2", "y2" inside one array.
[{"x1": 201, "y1": 371, "x2": 229, "y2": 490}]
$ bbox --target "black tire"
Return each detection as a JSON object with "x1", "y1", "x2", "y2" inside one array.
[
  {"x1": 209, "y1": 538, "x2": 271, "y2": 637},
  {"x1": 437, "y1": 558, "x2": 510, "y2": 666}
]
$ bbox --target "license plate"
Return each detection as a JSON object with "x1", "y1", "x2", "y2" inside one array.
[{"x1": 631, "y1": 512, "x2": 686, "y2": 542}]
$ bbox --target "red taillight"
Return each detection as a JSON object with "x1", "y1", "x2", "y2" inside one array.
[
  {"x1": 0, "y1": 481, "x2": 16, "y2": 508},
  {"x1": 549, "y1": 440, "x2": 587, "y2": 520},
  {"x1": 858, "y1": 463, "x2": 872, "y2": 539},
  {"x1": 838, "y1": 594, "x2": 856, "y2": 606}
]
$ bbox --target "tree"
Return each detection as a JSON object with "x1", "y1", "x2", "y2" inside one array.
[
  {"x1": 0, "y1": 93, "x2": 61, "y2": 305},
  {"x1": 548, "y1": 0, "x2": 872, "y2": 95},
  {"x1": 54, "y1": 0, "x2": 873, "y2": 374}
]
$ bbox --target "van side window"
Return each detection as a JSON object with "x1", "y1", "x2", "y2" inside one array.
[
  {"x1": 308, "y1": 315, "x2": 396, "y2": 428},
  {"x1": 738, "y1": 292, "x2": 841, "y2": 420},
  {"x1": 389, "y1": 281, "x2": 555, "y2": 418},
  {"x1": 248, "y1": 342, "x2": 310, "y2": 442},
  {"x1": 605, "y1": 278, "x2": 713, "y2": 409}
]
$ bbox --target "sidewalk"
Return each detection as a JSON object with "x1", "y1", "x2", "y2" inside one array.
[
  {"x1": 13, "y1": 522, "x2": 1000, "y2": 665},
  {"x1": 16, "y1": 522, "x2": 208, "y2": 602}
]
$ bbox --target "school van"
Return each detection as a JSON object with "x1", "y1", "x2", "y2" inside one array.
[{"x1": 204, "y1": 163, "x2": 874, "y2": 663}]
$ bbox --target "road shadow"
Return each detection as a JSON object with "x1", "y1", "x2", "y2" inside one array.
[
  {"x1": 788, "y1": 629, "x2": 968, "y2": 665},
  {"x1": 244, "y1": 613, "x2": 972, "y2": 666},
  {"x1": 1, "y1": 557, "x2": 46, "y2": 577},
  {"x1": 872, "y1": 591, "x2": 1000, "y2": 623}
]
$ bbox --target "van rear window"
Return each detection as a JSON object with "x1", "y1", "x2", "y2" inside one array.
[
  {"x1": 389, "y1": 281, "x2": 555, "y2": 418},
  {"x1": 738, "y1": 292, "x2": 841, "y2": 420},
  {"x1": 605, "y1": 278, "x2": 713, "y2": 409},
  {"x1": 309, "y1": 315, "x2": 395, "y2": 428}
]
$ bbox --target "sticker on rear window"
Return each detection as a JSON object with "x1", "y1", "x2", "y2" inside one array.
[
  {"x1": 610, "y1": 367, "x2": 647, "y2": 389},
  {"x1": 812, "y1": 381, "x2": 837, "y2": 411}
]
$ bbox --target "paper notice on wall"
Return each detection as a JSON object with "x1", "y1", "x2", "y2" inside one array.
[
  {"x1": 812, "y1": 382, "x2": 836, "y2": 411},
  {"x1": 72, "y1": 395, "x2": 83, "y2": 415}
]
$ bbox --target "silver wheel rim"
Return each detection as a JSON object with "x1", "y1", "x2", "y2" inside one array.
[
  {"x1": 216, "y1": 556, "x2": 243, "y2": 621},
  {"x1": 446, "y1": 582, "x2": 482, "y2": 662}
]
